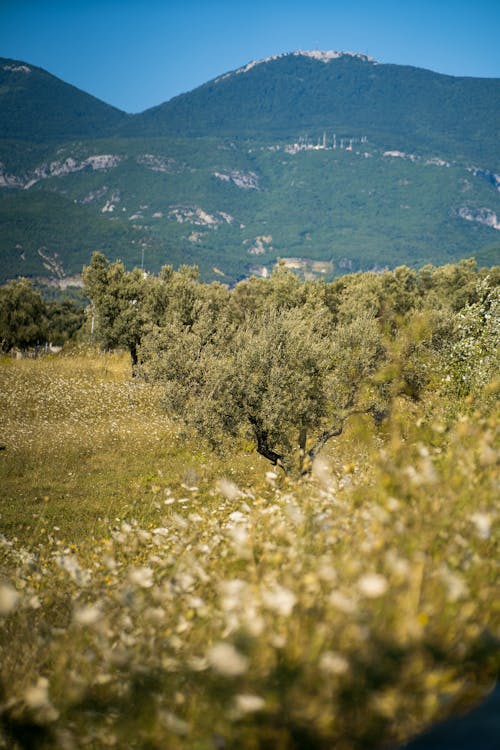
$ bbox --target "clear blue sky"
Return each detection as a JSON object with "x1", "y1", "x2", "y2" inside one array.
[{"x1": 1, "y1": 0, "x2": 499, "y2": 113}]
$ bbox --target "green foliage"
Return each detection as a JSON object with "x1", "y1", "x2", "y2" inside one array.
[
  {"x1": 136, "y1": 260, "x2": 499, "y2": 476},
  {"x1": 0, "y1": 57, "x2": 126, "y2": 142},
  {"x1": 83, "y1": 252, "x2": 158, "y2": 367},
  {"x1": 441, "y1": 275, "x2": 500, "y2": 402},
  {"x1": 125, "y1": 55, "x2": 500, "y2": 167},
  {"x1": 45, "y1": 298, "x2": 85, "y2": 347},
  {"x1": 0, "y1": 278, "x2": 84, "y2": 351},
  {"x1": 0, "y1": 278, "x2": 47, "y2": 351},
  {"x1": 1, "y1": 56, "x2": 499, "y2": 286}
]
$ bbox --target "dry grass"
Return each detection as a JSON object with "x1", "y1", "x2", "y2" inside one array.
[{"x1": 0, "y1": 351, "x2": 498, "y2": 749}]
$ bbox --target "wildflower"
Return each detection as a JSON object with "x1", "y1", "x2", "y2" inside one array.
[
  {"x1": 329, "y1": 591, "x2": 357, "y2": 613},
  {"x1": 228, "y1": 511, "x2": 247, "y2": 523},
  {"x1": 319, "y1": 651, "x2": 350, "y2": 675},
  {"x1": 358, "y1": 573, "x2": 388, "y2": 598},
  {"x1": 470, "y1": 512, "x2": 492, "y2": 540},
  {"x1": 216, "y1": 478, "x2": 241, "y2": 501},
  {"x1": 262, "y1": 584, "x2": 297, "y2": 616},
  {"x1": 128, "y1": 566, "x2": 154, "y2": 588},
  {"x1": 234, "y1": 694, "x2": 265, "y2": 714},
  {"x1": 207, "y1": 642, "x2": 249, "y2": 676},
  {"x1": 439, "y1": 566, "x2": 468, "y2": 602},
  {"x1": 73, "y1": 603, "x2": 103, "y2": 626},
  {"x1": 312, "y1": 456, "x2": 333, "y2": 487},
  {"x1": 56, "y1": 553, "x2": 91, "y2": 586},
  {"x1": 221, "y1": 579, "x2": 247, "y2": 610},
  {"x1": 160, "y1": 711, "x2": 189, "y2": 735},
  {"x1": 0, "y1": 583, "x2": 20, "y2": 615},
  {"x1": 24, "y1": 677, "x2": 50, "y2": 709},
  {"x1": 317, "y1": 562, "x2": 337, "y2": 583}
]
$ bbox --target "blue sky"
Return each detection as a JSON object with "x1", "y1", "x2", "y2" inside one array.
[{"x1": 1, "y1": 0, "x2": 499, "y2": 113}]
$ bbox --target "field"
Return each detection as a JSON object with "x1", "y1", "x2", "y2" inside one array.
[{"x1": 0, "y1": 349, "x2": 498, "y2": 749}]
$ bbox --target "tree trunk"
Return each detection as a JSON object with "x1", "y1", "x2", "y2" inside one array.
[
  {"x1": 130, "y1": 343, "x2": 138, "y2": 375},
  {"x1": 248, "y1": 416, "x2": 284, "y2": 469}
]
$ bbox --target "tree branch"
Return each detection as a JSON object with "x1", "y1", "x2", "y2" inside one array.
[{"x1": 306, "y1": 406, "x2": 387, "y2": 466}]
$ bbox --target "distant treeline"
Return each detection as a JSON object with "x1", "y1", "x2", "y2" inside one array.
[{"x1": 0, "y1": 278, "x2": 84, "y2": 351}]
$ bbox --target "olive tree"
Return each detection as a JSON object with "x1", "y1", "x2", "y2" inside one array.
[
  {"x1": 141, "y1": 290, "x2": 386, "y2": 477},
  {"x1": 83, "y1": 252, "x2": 159, "y2": 370},
  {"x1": 0, "y1": 279, "x2": 48, "y2": 352}
]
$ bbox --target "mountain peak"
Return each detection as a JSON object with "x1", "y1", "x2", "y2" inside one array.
[
  {"x1": 222, "y1": 50, "x2": 377, "y2": 79},
  {"x1": 2, "y1": 62, "x2": 32, "y2": 74}
]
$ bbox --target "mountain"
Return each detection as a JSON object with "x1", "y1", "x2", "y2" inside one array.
[
  {"x1": 125, "y1": 51, "x2": 500, "y2": 169},
  {"x1": 0, "y1": 51, "x2": 499, "y2": 287},
  {"x1": 0, "y1": 58, "x2": 127, "y2": 142}
]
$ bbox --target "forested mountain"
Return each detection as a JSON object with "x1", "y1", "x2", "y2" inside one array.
[
  {"x1": 125, "y1": 51, "x2": 500, "y2": 167},
  {"x1": 1, "y1": 51, "x2": 499, "y2": 286},
  {"x1": 0, "y1": 58, "x2": 128, "y2": 141}
]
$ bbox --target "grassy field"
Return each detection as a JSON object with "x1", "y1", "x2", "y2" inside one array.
[{"x1": 0, "y1": 350, "x2": 498, "y2": 749}]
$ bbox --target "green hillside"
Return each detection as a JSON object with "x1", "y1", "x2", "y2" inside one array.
[
  {"x1": 124, "y1": 53, "x2": 500, "y2": 169},
  {"x1": 0, "y1": 52, "x2": 499, "y2": 285},
  {"x1": 0, "y1": 57, "x2": 128, "y2": 142}
]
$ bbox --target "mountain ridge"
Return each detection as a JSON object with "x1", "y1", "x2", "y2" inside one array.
[
  {"x1": 0, "y1": 57, "x2": 128, "y2": 142},
  {"x1": 124, "y1": 52, "x2": 500, "y2": 169},
  {"x1": 0, "y1": 52, "x2": 499, "y2": 286}
]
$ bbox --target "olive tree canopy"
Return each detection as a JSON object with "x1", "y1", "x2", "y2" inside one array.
[{"x1": 140, "y1": 282, "x2": 387, "y2": 476}]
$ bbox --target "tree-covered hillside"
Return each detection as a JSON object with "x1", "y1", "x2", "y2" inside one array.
[
  {"x1": 0, "y1": 57, "x2": 128, "y2": 142},
  {"x1": 1, "y1": 53, "x2": 499, "y2": 286},
  {"x1": 124, "y1": 53, "x2": 500, "y2": 169}
]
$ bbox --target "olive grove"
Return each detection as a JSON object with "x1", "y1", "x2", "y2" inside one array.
[{"x1": 83, "y1": 254, "x2": 499, "y2": 476}]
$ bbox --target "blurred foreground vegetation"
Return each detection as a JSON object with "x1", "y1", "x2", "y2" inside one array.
[{"x1": 0, "y1": 259, "x2": 498, "y2": 749}]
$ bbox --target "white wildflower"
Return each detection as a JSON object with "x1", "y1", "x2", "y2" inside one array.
[
  {"x1": 207, "y1": 642, "x2": 249, "y2": 676},
  {"x1": 386, "y1": 497, "x2": 401, "y2": 512},
  {"x1": 440, "y1": 566, "x2": 468, "y2": 602},
  {"x1": 358, "y1": 573, "x2": 388, "y2": 598},
  {"x1": 216, "y1": 478, "x2": 241, "y2": 501},
  {"x1": 0, "y1": 583, "x2": 20, "y2": 615},
  {"x1": 262, "y1": 584, "x2": 297, "y2": 616},
  {"x1": 24, "y1": 677, "x2": 50, "y2": 709},
  {"x1": 329, "y1": 591, "x2": 357, "y2": 613},
  {"x1": 234, "y1": 694, "x2": 265, "y2": 714},
  {"x1": 312, "y1": 457, "x2": 333, "y2": 487},
  {"x1": 56, "y1": 554, "x2": 91, "y2": 586},
  {"x1": 220, "y1": 579, "x2": 247, "y2": 630},
  {"x1": 228, "y1": 511, "x2": 247, "y2": 523},
  {"x1": 160, "y1": 711, "x2": 189, "y2": 735},
  {"x1": 153, "y1": 526, "x2": 168, "y2": 536},
  {"x1": 128, "y1": 566, "x2": 154, "y2": 588},
  {"x1": 74, "y1": 603, "x2": 103, "y2": 626},
  {"x1": 470, "y1": 512, "x2": 492, "y2": 540},
  {"x1": 284, "y1": 501, "x2": 304, "y2": 525},
  {"x1": 319, "y1": 651, "x2": 350, "y2": 675},
  {"x1": 385, "y1": 551, "x2": 410, "y2": 580},
  {"x1": 317, "y1": 562, "x2": 337, "y2": 583}
]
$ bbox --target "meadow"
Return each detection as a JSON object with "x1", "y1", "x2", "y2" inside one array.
[{"x1": 0, "y1": 345, "x2": 498, "y2": 749}]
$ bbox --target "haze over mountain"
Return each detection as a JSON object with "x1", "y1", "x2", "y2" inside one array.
[{"x1": 1, "y1": 51, "x2": 499, "y2": 286}]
